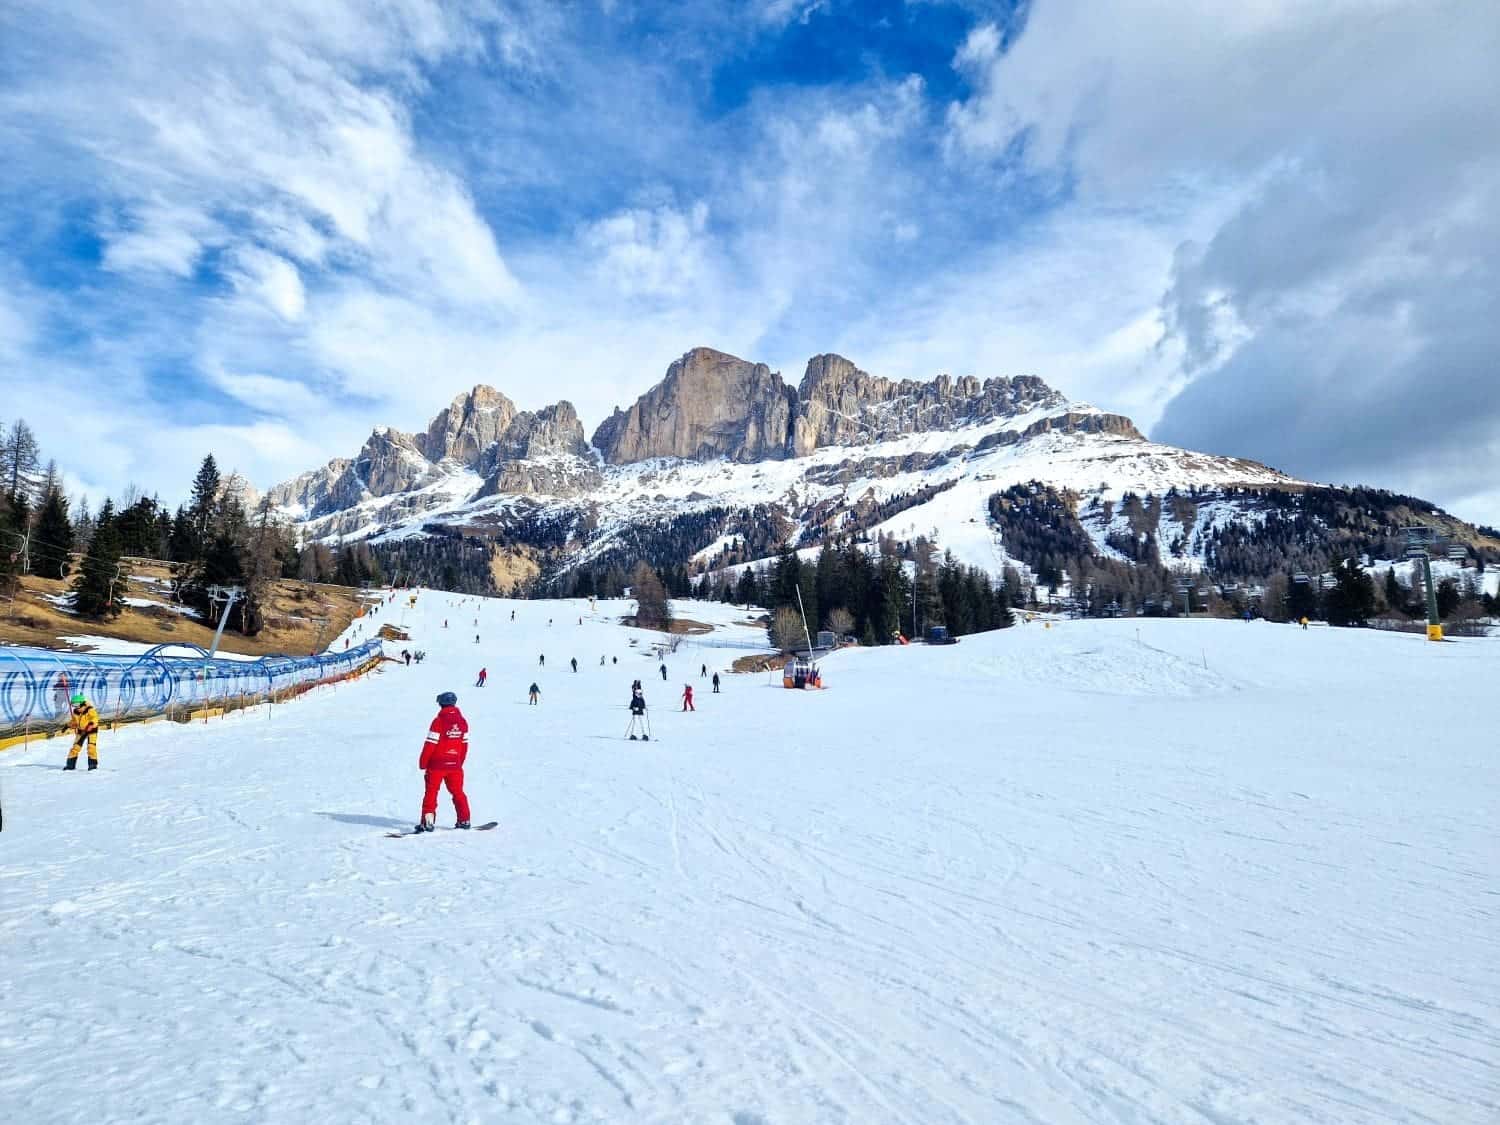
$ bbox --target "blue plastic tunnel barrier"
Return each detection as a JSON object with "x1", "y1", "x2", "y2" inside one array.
[{"x1": 0, "y1": 638, "x2": 384, "y2": 739}]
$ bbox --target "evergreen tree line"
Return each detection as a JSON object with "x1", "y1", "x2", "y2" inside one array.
[{"x1": 697, "y1": 540, "x2": 1015, "y2": 648}]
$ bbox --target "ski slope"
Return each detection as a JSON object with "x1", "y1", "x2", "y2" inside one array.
[{"x1": 2, "y1": 596, "x2": 1497, "y2": 1124}]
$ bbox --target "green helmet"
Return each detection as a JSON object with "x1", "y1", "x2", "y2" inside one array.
[{"x1": 71, "y1": 693, "x2": 86, "y2": 705}]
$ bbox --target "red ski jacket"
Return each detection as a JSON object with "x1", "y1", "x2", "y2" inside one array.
[{"x1": 420, "y1": 706, "x2": 469, "y2": 771}]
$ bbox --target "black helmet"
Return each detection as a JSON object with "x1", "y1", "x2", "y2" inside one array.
[{"x1": 436, "y1": 691, "x2": 458, "y2": 708}]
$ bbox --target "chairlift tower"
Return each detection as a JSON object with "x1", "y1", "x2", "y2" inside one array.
[
  {"x1": 1402, "y1": 527, "x2": 1443, "y2": 641},
  {"x1": 205, "y1": 584, "x2": 246, "y2": 661}
]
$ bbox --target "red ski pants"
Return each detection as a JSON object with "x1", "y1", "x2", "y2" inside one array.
[{"x1": 422, "y1": 768, "x2": 471, "y2": 822}]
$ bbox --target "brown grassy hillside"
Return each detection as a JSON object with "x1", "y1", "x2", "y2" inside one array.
[{"x1": 0, "y1": 559, "x2": 367, "y2": 657}]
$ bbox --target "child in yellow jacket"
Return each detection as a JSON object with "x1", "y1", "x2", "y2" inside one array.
[{"x1": 64, "y1": 693, "x2": 100, "y2": 770}]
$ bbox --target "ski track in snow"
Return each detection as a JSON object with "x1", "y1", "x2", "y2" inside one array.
[{"x1": 2, "y1": 597, "x2": 1497, "y2": 1123}]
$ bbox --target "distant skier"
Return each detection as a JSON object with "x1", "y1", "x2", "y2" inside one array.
[
  {"x1": 712, "y1": 672, "x2": 721, "y2": 694},
  {"x1": 402, "y1": 649, "x2": 411, "y2": 666},
  {"x1": 528, "y1": 683, "x2": 540, "y2": 705},
  {"x1": 570, "y1": 657, "x2": 578, "y2": 673},
  {"x1": 539, "y1": 653, "x2": 545, "y2": 667},
  {"x1": 63, "y1": 692, "x2": 100, "y2": 770},
  {"x1": 700, "y1": 663, "x2": 707, "y2": 677},
  {"x1": 511, "y1": 609, "x2": 515, "y2": 621},
  {"x1": 659, "y1": 662, "x2": 667, "y2": 681},
  {"x1": 416, "y1": 691, "x2": 470, "y2": 832},
  {"x1": 475, "y1": 668, "x2": 487, "y2": 688},
  {"x1": 1300, "y1": 616, "x2": 1310, "y2": 630},
  {"x1": 599, "y1": 655, "x2": 605, "y2": 666},
  {"x1": 681, "y1": 684, "x2": 695, "y2": 712},
  {"x1": 475, "y1": 634, "x2": 480, "y2": 644}
]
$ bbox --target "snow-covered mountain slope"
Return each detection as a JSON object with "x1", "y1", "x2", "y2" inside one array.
[
  {"x1": 271, "y1": 348, "x2": 1302, "y2": 586},
  {"x1": 265, "y1": 346, "x2": 1500, "y2": 597},
  {"x1": 3, "y1": 593, "x2": 1496, "y2": 1122}
]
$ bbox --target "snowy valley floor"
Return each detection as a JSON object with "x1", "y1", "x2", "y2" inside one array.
[{"x1": 1, "y1": 599, "x2": 1497, "y2": 1124}]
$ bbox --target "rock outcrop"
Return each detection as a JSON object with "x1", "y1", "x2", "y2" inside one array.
[
  {"x1": 590, "y1": 348, "x2": 797, "y2": 464},
  {"x1": 791, "y1": 354, "x2": 1069, "y2": 455},
  {"x1": 416, "y1": 386, "x2": 519, "y2": 467}
]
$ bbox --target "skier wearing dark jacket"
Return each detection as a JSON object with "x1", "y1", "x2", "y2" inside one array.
[
  {"x1": 417, "y1": 692, "x2": 470, "y2": 832},
  {"x1": 629, "y1": 689, "x2": 646, "y2": 716}
]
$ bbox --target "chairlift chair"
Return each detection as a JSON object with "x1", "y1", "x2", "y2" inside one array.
[{"x1": 782, "y1": 657, "x2": 821, "y2": 690}]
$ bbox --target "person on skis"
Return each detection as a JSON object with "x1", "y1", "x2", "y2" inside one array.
[
  {"x1": 700, "y1": 663, "x2": 707, "y2": 677},
  {"x1": 681, "y1": 684, "x2": 695, "y2": 712},
  {"x1": 528, "y1": 682, "x2": 540, "y2": 705},
  {"x1": 539, "y1": 653, "x2": 545, "y2": 667},
  {"x1": 570, "y1": 657, "x2": 577, "y2": 673},
  {"x1": 712, "y1": 672, "x2": 721, "y2": 694},
  {"x1": 627, "y1": 687, "x2": 649, "y2": 741},
  {"x1": 417, "y1": 691, "x2": 470, "y2": 832},
  {"x1": 659, "y1": 662, "x2": 667, "y2": 681},
  {"x1": 475, "y1": 668, "x2": 487, "y2": 687},
  {"x1": 64, "y1": 692, "x2": 100, "y2": 770}
]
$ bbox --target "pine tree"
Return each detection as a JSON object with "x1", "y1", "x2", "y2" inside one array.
[
  {"x1": 167, "y1": 506, "x2": 195, "y2": 561},
  {"x1": 0, "y1": 418, "x2": 41, "y2": 505},
  {"x1": 631, "y1": 561, "x2": 672, "y2": 631},
  {"x1": 33, "y1": 487, "x2": 74, "y2": 579},
  {"x1": 187, "y1": 454, "x2": 221, "y2": 557},
  {"x1": 73, "y1": 499, "x2": 124, "y2": 619},
  {"x1": 0, "y1": 491, "x2": 20, "y2": 595},
  {"x1": 1383, "y1": 567, "x2": 1403, "y2": 614},
  {"x1": 1325, "y1": 558, "x2": 1375, "y2": 626}
]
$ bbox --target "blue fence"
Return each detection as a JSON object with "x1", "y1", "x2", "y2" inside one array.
[{"x1": 0, "y1": 639, "x2": 385, "y2": 740}]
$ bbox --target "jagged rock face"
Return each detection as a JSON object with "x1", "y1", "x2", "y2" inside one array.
[
  {"x1": 263, "y1": 459, "x2": 353, "y2": 513},
  {"x1": 416, "y1": 386, "x2": 518, "y2": 467},
  {"x1": 791, "y1": 354, "x2": 1070, "y2": 455},
  {"x1": 474, "y1": 456, "x2": 602, "y2": 500},
  {"x1": 591, "y1": 347, "x2": 797, "y2": 464},
  {"x1": 493, "y1": 402, "x2": 590, "y2": 465},
  {"x1": 356, "y1": 428, "x2": 431, "y2": 499}
]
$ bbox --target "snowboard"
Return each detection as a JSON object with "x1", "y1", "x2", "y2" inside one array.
[{"x1": 386, "y1": 820, "x2": 498, "y2": 839}]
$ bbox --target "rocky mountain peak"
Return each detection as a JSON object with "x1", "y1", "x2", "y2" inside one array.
[
  {"x1": 590, "y1": 347, "x2": 797, "y2": 465},
  {"x1": 415, "y1": 384, "x2": 519, "y2": 467}
]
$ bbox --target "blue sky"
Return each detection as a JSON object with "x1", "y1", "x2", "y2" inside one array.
[{"x1": 1, "y1": 0, "x2": 1497, "y2": 525}]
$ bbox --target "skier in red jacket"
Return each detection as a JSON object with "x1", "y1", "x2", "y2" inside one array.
[{"x1": 417, "y1": 691, "x2": 471, "y2": 832}]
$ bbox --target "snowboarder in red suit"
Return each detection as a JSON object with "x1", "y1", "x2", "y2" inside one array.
[
  {"x1": 681, "y1": 684, "x2": 695, "y2": 712},
  {"x1": 417, "y1": 692, "x2": 471, "y2": 832}
]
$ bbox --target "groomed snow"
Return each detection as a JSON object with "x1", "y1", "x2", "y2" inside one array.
[{"x1": 2, "y1": 595, "x2": 1496, "y2": 1123}]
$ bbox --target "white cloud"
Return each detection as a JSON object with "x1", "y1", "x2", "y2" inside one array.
[
  {"x1": 101, "y1": 201, "x2": 219, "y2": 278},
  {"x1": 582, "y1": 201, "x2": 713, "y2": 301},
  {"x1": 229, "y1": 248, "x2": 306, "y2": 321}
]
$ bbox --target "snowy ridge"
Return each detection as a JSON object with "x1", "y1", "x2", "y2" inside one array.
[{"x1": 284, "y1": 396, "x2": 1300, "y2": 587}]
